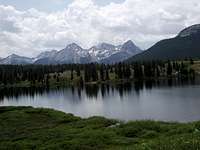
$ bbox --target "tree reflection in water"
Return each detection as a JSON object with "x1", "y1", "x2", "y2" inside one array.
[{"x1": 0, "y1": 77, "x2": 198, "y2": 102}]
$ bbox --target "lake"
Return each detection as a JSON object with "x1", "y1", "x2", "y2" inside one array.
[{"x1": 1, "y1": 78, "x2": 200, "y2": 122}]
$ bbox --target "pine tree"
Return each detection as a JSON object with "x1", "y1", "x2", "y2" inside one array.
[
  {"x1": 100, "y1": 65, "x2": 105, "y2": 81},
  {"x1": 105, "y1": 67, "x2": 109, "y2": 81},
  {"x1": 76, "y1": 66, "x2": 81, "y2": 77},
  {"x1": 71, "y1": 69, "x2": 74, "y2": 80},
  {"x1": 167, "y1": 61, "x2": 172, "y2": 76}
]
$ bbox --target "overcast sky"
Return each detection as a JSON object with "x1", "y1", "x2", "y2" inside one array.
[{"x1": 0, "y1": 0, "x2": 199, "y2": 57}]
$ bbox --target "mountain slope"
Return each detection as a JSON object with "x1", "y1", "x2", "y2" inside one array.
[
  {"x1": 128, "y1": 24, "x2": 200, "y2": 62},
  {"x1": 35, "y1": 50, "x2": 57, "y2": 61},
  {"x1": 34, "y1": 57, "x2": 59, "y2": 65}
]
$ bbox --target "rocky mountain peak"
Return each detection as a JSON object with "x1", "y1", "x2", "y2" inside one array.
[
  {"x1": 66, "y1": 43, "x2": 82, "y2": 50},
  {"x1": 122, "y1": 40, "x2": 136, "y2": 48},
  {"x1": 121, "y1": 40, "x2": 141, "y2": 54}
]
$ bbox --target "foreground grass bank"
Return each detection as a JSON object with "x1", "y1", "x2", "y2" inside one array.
[{"x1": 0, "y1": 107, "x2": 200, "y2": 150}]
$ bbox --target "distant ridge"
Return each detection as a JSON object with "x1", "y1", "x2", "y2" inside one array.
[{"x1": 0, "y1": 54, "x2": 34, "y2": 65}]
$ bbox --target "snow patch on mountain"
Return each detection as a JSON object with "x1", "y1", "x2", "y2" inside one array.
[{"x1": 89, "y1": 43, "x2": 122, "y2": 61}]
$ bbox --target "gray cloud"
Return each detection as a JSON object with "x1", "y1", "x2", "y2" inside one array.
[
  {"x1": 0, "y1": 0, "x2": 200, "y2": 57},
  {"x1": 0, "y1": 19, "x2": 20, "y2": 33}
]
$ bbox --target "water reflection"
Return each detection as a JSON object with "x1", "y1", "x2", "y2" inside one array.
[
  {"x1": 1, "y1": 78, "x2": 200, "y2": 122},
  {"x1": 0, "y1": 78, "x2": 198, "y2": 102}
]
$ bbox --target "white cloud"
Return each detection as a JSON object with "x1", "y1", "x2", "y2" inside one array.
[{"x1": 0, "y1": 0, "x2": 200, "y2": 57}]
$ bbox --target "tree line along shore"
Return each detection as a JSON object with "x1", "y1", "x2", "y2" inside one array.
[{"x1": 0, "y1": 59, "x2": 198, "y2": 88}]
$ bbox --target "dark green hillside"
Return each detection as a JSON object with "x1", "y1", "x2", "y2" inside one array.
[
  {"x1": 1, "y1": 106, "x2": 200, "y2": 150},
  {"x1": 128, "y1": 24, "x2": 200, "y2": 62}
]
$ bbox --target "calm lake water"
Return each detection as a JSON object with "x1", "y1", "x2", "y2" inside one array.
[{"x1": 1, "y1": 79, "x2": 200, "y2": 122}]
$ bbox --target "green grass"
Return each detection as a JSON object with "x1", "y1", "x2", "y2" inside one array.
[{"x1": 1, "y1": 107, "x2": 200, "y2": 149}]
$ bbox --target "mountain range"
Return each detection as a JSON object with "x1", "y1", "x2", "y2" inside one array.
[
  {"x1": 0, "y1": 40, "x2": 141, "y2": 65},
  {"x1": 127, "y1": 24, "x2": 200, "y2": 62},
  {"x1": 1, "y1": 24, "x2": 200, "y2": 65}
]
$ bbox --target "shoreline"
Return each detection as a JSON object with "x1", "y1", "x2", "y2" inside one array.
[
  {"x1": 0, "y1": 76, "x2": 197, "y2": 89},
  {"x1": 0, "y1": 106, "x2": 199, "y2": 124}
]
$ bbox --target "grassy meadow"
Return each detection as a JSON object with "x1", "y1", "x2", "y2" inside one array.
[{"x1": 0, "y1": 106, "x2": 200, "y2": 150}]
